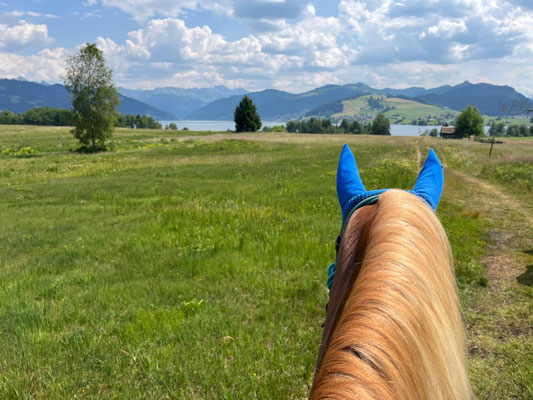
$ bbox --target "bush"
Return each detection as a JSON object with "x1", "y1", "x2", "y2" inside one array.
[{"x1": 2, "y1": 146, "x2": 39, "y2": 157}]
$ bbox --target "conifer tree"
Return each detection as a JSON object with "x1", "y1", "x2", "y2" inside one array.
[
  {"x1": 234, "y1": 95, "x2": 261, "y2": 132},
  {"x1": 370, "y1": 113, "x2": 391, "y2": 135}
]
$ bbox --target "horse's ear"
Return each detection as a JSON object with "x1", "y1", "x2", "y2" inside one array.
[
  {"x1": 337, "y1": 144, "x2": 366, "y2": 209},
  {"x1": 413, "y1": 148, "x2": 443, "y2": 210}
]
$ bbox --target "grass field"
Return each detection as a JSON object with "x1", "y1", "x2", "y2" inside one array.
[{"x1": 0, "y1": 126, "x2": 532, "y2": 399}]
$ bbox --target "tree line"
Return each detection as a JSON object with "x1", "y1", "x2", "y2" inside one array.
[
  {"x1": 285, "y1": 114, "x2": 391, "y2": 135},
  {"x1": 0, "y1": 107, "x2": 162, "y2": 129},
  {"x1": 488, "y1": 122, "x2": 533, "y2": 137}
]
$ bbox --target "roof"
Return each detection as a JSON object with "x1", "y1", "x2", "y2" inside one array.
[{"x1": 441, "y1": 127, "x2": 456, "y2": 134}]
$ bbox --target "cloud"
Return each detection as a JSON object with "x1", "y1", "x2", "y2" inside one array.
[
  {"x1": 233, "y1": 0, "x2": 313, "y2": 20},
  {"x1": 92, "y1": 14, "x2": 349, "y2": 91},
  {"x1": 7, "y1": 0, "x2": 532, "y2": 95},
  {"x1": 0, "y1": 20, "x2": 51, "y2": 51},
  {"x1": 8, "y1": 10, "x2": 58, "y2": 19},
  {"x1": 83, "y1": 0, "x2": 533, "y2": 94},
  {"x1": 337, "y1": 0, "x2": 533, "y2": 65},
  {"x1": 93, "y1": 0, "x2": 314, "y2": 22},
  {"x1": 0, "y1": 47, "x2": 68, "y2": 82},
  {"x1": 423, "y1": 19, "x2": 468, "y2": 39},
  {"x1": 96, "y1": 0, "x2": 231, "y2": 22}
]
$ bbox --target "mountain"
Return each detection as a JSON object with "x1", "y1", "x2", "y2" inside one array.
[
  {"x1": 416, "y1": 81, "x2": 532, "y2": 116},
  {"x1": 380, "y1": 85, "x2": 453, "y2": 97},
  {"x1": 120, "y1": 86, "x2": 248, "y2": 119},
  {"x1": 0, "y1": 79, "x2": 177, "y2": 120},
  {"x1": 186, "y1": 84, "x2": 377, "y2": 120},
  {"x1": 187, "y1": 81, "x2": 532, "y2": 120}
]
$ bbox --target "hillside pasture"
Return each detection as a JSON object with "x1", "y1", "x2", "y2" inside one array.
[
  {"x1": 0, "y1": 126, "x2": 531, "y2": 398},
  {"x1": 331, "y1": 94, "x2": 457, "y2": 122}
]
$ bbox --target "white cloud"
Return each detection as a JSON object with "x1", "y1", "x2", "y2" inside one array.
[
  {"x1": 424, "y1": 19, "x2": 468, "y2": 38},
  {"x1": 91, "y1": 14, "x2": 353, "y2": 91},
  {"x1": 8, "y1": 10, "x2": 58, "y2": 19},
  {"x1": 83, "y1": 0, "x2": 533, "y2": 93},
  {"x1": 0, "y1": 47, "x2": 68, "y2": 82},
  {"x1": 96, "y1": 0, "x2": 230, "y2": 22},
  {"x1": 93, "y1": 0, "x2": 313, "y2": 22},
  {"x1": 0, "y1": 20, "x2": 51, "y2": 50},
  {"x1": 6, "y1": 0, "x2": 533, "y2": 94}
]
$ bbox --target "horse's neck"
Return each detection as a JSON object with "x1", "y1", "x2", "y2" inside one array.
[
  {"x1": 311, "y1": 191, "x2": 470, "y2": 400},
  {"x1": 315, "y1": 204, "x2": 377, "y2": 373}
]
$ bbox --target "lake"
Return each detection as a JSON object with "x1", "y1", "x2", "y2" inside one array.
[{"x1": 160, "y1": 121, "x2": 491, "y2": 136}]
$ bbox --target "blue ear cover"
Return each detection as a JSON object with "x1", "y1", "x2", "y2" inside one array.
[
  {"x1": 336, "y1": 144, "x2": 366, "y2": 211},
  {"x1": 412, "y1": 148, "x2": 443, "y2": 211},
  {"x1": 335, "y1": 145, "x2": 444, "y2": 219}
]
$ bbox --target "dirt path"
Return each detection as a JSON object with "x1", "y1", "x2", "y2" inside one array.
[
  {"x1": 412, "y1": 137, "x2": 531, "y2": 282},
  {"x1": 448, "y1": 169, "x2": 532, "y2": 281},
  {"x1": 448, "y1": 169, "x2": 533, "y2": 282}
]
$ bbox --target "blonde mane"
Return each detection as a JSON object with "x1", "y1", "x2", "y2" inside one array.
[{"x1": 311, "y1": 190, "x2": 471, "y2": 399}]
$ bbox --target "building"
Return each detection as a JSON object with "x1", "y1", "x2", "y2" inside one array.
[{"x1": 441, "y1": 126, "x2": 462, "y2": 139}]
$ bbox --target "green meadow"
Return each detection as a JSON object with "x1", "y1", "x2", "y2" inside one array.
[{"x1": 0, "y1": 126, "x2": 531, "y2": 399}]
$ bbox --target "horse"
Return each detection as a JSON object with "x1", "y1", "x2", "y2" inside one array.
[{"x1": 310, "y1": 145, "x2": 471, "y2": 400}]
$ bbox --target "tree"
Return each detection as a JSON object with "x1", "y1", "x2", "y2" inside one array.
[
  {"x1": 506, "y1": 125, "x2": 519, "y2": 137},
  {"x1": 455, "y1": 105, "x2": 484, "y2": 138},
  {"x1": 371, "y1": 113, "x2": 391, "y2": 135},
  {"x1": 519, "y1": 125, "x2": 529, "y2": 137},
  {"x1": 349, "y1": 120, "x2": 363, "y2": 134},
  {"x1": 488, "y1": 122, "x2": 505, "y2": 137},
  {"x1": 234, "y1": 95, "x2": 261, "y2": 132},
  {"x1": 429, "y1": 128, "x2": 439, "y2": 137},
  {"x1": 64, "y1": 43, "x2": 119, "y2": 151},
  {"x1": 340, "y1": 118, "x2": 349, "y2": 132}
]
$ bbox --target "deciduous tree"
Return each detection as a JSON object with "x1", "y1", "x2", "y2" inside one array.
[
  {"x1": 455, "y1": 105, "x2": 484, "y2": 138},
  {"x1": 64, "y1": 43, "x2": 119, "y2": 151}
]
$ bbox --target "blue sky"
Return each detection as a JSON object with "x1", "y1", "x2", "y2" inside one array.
[{"x1": 1, "y1": 1, "x2": 533, "y2": 95}]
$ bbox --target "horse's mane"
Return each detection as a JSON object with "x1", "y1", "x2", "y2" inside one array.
[{"x1": 311, "y1": 190, "x2": 471, "y2": 399}]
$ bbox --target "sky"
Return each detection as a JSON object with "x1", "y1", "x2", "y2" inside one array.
[{"x1": 1, "y1": 0, "x2": 533, "y2": 95}]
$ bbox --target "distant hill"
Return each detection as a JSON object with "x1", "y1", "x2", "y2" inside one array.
[
  {"x1": 120, "y1": 86, "x2": 248, "y2": 119},
  {"x1": 0, "y1": 79, "x2": 177, "y2": 120},
  {"x1": 188, "y1": 81, "x2": 533, "y2": 121},
  {"x1": 307, "y1": 94, "x2": 458, "y2": 123}
]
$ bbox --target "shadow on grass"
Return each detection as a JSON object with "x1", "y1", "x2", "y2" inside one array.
[{"x1": 517, "y1": 265, "x2": 533, "y2": 287}]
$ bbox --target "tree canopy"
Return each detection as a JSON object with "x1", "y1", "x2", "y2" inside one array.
[
  {"x1": 234, "y1": 96, "x2": 261, "y2": 132},
  {"x1": 455, "y1": 105, "x2": 484, "y2": 138},
  {"x1": 371, "y1": 113, "x2": 391, "y2": 135},
  {"x1": 64, "y1": 43, "x2": 119, "y2": 151}
]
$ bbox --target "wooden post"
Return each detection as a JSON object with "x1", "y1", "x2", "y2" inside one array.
[{"x1": 489, "y1": 134, "x2": 495, "y2": 157}]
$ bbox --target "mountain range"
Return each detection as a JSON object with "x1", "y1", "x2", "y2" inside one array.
[
  {"x1": 2, "y1": 78, "x2": 532, "y2": 122},
  {"x1": 119, "y1": 86, "x2": 248, "y2": 119},
  {"x1": 187, "y1": 81, "x2": 533, "y2": 120},
  {"x1": 0, "y1": 79, "x2": 177, "y2": 120}
]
